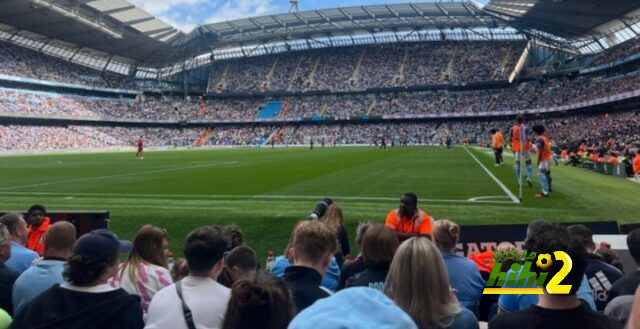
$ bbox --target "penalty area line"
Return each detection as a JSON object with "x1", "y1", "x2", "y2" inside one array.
[{"x1": 463, "y1": 147, "x2": 520, "y2": 204}]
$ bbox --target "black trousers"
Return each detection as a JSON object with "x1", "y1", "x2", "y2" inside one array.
[{"x1": 494, "y1": 147, "x2": 503, "y2": 164}]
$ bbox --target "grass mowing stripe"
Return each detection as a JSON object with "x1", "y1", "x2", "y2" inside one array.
[
  {"x1": 463, "y1": 147, "x2": 519, "y2": 203},
  {"x1": 0, "y1": 161, "x2": 238, "y2": 191}
]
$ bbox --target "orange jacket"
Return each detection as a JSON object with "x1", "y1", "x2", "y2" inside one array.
[
  {"x1": 385, "y1": 208, "x2": 433, "y2": 235},
  {"x1": 492, "y1": 132, "x2": 504, "y2": 149},
  {"x1": 27, "y1": 217, "x2": 51, "y2": 256},
  {"x1": 608, "y1": 156, "x2": 618, "y2": 165},
  {"x1": 536, "y1": 135, "x2": 552, "y2": 162},
  {"x1": 634, "y1": 155, "x2": 640, "y2": 174}
]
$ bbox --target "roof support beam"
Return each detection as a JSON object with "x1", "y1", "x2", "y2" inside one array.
[
  {"x1": 619, "y1": 18, "x2": 640, "y2": 37},
  {"x1": 408, "y1": 3, "x2": 436, "y2": 25},
  {"x1": 315, "y1": 10, "x2": 341, "y2": 29},
  {"x1": 121, "y1": 16, "x2": 155, "y2": 27},
  {"x1": 101, "y1": 5, "x2": 136, "y2": 15},
  {"x1": 434, "y1": 2, "x2": 459, "y2": 25},
  {"x1": 384, "y1": 5, "x2": 408, "y2": 25},
  {"x1": 142, "y1": 27, "x2": 174, "y2": 35},
  {"x1": 337, "y1": 8, "x2": 364, "y2": 28}
]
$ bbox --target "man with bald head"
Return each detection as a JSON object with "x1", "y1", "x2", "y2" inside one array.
[{"x1": 12, "y1": 221, "x2": 76, "y2": 314}]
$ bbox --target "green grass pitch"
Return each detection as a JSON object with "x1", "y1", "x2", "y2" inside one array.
[{"x1": 1, "y1": 146, "x2": 638, "y2": 261}]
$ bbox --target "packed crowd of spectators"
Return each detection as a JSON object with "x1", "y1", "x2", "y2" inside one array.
[
  {"x1": 0, "y1": 41, "x2": 136, "y2": 89},
  {"x1": 1, "y1": 200, "x2": 639, "y2": 328},
  {"x1": 207, "y1": 42, "x2": 526, "y2": 93},
  {"x1": 590, "y1": 37, "x2": 640, "y2": 67}
]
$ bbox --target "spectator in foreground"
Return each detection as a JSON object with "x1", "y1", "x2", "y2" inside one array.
[
  {"x1": 433, "y1": 219, "x2": 485, "y2": 315},
  {"x1": 609, "y1": 228, "x2": 640, "y2": 299},
  {"x1": 289, "y1": 287, "x2": 418, "y2": 329},
  {"x1": 0, "y1": 224, "x2": 18, "y2": 316},
  {"x1": 321, "y1": 204, "x2": 351, "y2": 266},
  {"x1": 11, "y1": 229, "x2": 143, "y2": 329},
  {"x1": 385, "y1": 237, "x2": 478, "y2": 329},
  {"x1": 283, "y1": 220, "x2": 337, "y2": 314},
  {"x1": 110, "y1": 225, "x2": 173, "y2": 315},
  {"x1": 145, "y1": 226, "x2": 231, "y2": 329},
  {"x1": 221, "y1": 274, "x2": 294, "y2": 329},
  {"x1": 270, "y1": 222, "x2": 341, "y2": 292},
  {"x1": 12, "y1": 221, "x2": 76, "y2": 315},
  {"x1": 385, "y1": 192, "x2": 435, "y2": 239},
  {"x1": 568, "y1": 224, "x2": 623, "y2": 311},
  {"x1": 489, "y1": 224, "x2": 621, "y2": 329},
  {"x1": 345, "y1": 224, "x2": 398, "y2": 291},
  {"x1": 339, "y1": 221, "x2": 373, "y2": 290},
  {"x1": 25, "y1": 204, "x2": 51, "y2": 255},
  {"x1": 223, "y1": 224, "x2": 245, "y2": 249},
  {"x1": 0, "y1": 213, "x2": 37, "y2": 273},
  {"x1": 218, "y1": 245, "x2": 258, "y2": 288},
  {"x1": 170, "y1": 258, "x2": 189, "y2": 282}
]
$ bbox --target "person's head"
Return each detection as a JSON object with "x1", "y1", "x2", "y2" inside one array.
[
  {"x1": 432, "y1": 219, "x2": 461, "y2": 252},
  {"x1": 595, "y1": 248, "x2": 624, "y2": 273},
  {"x1": 27, "y1": 204, "x2": 47, "y2": 228},
  {"x1": 567, "y1": 224, "x2": 596, "y2": 253},
  {"x1": 0, "y1": 224, "x2": 11, "y2": 263},
  {"x1": 355, "y1": 221, "x2": 374, "y2": 248},
  {"x1": 516, "y1": 116, "x2": 524, "y2": 124},
  {"x1": 225, "y1": 245, "x2": 258, "y2": 283},
  {"x1": 223, "y1": 224, "x2": 244, "y2": 249},
  {"x1": 496, "y1": 241, "x2": 518, "y2": 272},
  {"x1": 398, "y1": 193, "x2": 418, "y2": 219},
  {"x1": 532, "y1": 124, "x2": 545, "y2": 136},
  {"x1": 384, "y1": 237, "x2": 460, "y2": 328},
  {"x1": 524, "y1": 223, "x2": 586, "y2": 295},
  {"x1": 43, "y1": 221, "x2": 76, "y2": 258},
  {"x1": 321, "y1": 204, "x2": 344, "y2": 230},
  {"x1": 490, "y1": 128, "x2": 497, "y2": 135},
  {"x1": 64, "y1": 229, "x2": 132, "y2": 286},
  {"x1": 171, "y1": 257, "x2": 189, "y2": 282},
  {"x1": 221, "y1": 274, "x2": 294, "y2": 329},
  {"x1": 627, "y1": 228, "x2": 640, "y2": 268},
  {"x1": 184, "y1": 226, "x2": 230, "y2": 278},
  {"x1": 289, "y1": 221, "x2": 337, "y2": 276},
  {"x1": 361, "y1": 224, "x2": 399, "y2": 268},
  {"x1": 0, "y1": 212, "x2": 28, "y2": 244},
  {"x1": 127, "y1": 225, "x2": 170, "y2": 268},
  {"x1": 525, "y1": 219, "x2": 551, "y2": 244}
]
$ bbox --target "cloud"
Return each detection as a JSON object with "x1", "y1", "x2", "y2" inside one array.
[{"x1": 128, "y1": 0, "x2": 285, "y2": 33}]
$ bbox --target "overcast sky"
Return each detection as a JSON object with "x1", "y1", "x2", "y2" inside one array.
[{"x1": 129, "y1": 0, "x2": 491, "y2": 33}]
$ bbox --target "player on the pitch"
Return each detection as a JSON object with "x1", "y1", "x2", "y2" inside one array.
[
  {"x1": 136, "y1": 136, "x2": 144, "y2": 159},
  {"x1": 508, "y1": 116, "x2": 533, "y2": 187},
  {"x1": 532, "y1": 124, "x2": 552, "y2": 197}
]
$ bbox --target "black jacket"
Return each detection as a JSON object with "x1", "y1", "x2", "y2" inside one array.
[
  {"x1": 284, "y1": 266, "x2": 330, "y2": 314},
  {"x1": 0, "y1": 263, "x2": 19, "y2": 316},
  {"x1": 345, "y1": 265, "x2": 389, "y2": 292},
  {"x1": 11, "y1": 284, "x2": 144, "y2": 329}
]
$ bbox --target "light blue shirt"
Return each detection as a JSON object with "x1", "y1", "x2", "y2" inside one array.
[
  {"x1": 5, "y1": 241, "x2": 38, "y2": 273},
  {"x1": 269, "y1": 255, "x2": 341, "y2": 291},
  {"x1": 12, "y1": 259, "x2": 66, "y2": 314},
  {"x1": 442, "y1": 252, "x2": 485, "y2": 315},
  {"x1": 499, "y1": 268, "x2": 596, "y2": 312}
]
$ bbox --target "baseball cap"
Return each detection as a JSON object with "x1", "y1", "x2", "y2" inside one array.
[
  {"x1": 73, "y1": 229, "x2": 132, "y2": 261},
  {"x1": 288, "y1": 287, "x2": 418, "y2": 329}
]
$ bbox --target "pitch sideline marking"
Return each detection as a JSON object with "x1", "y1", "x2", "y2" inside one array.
[
  {"x1": 0, "y1": 161, "x2": 239, "y2": 191},
  {"x1": 0, "y1": 191, "x2": 517, "y2": 205},
  {"x1": 467, "y1": 195, "x2": 512, "y2": 202},
  {"x1": 463, "y1": 147, "x2": 520, "y2": 204}
]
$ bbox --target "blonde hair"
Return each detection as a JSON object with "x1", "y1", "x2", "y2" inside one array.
[
  {"x1": 432, "y1": 219, "x2": 460, "y2": 251},
  {"x1": 384, "y1": 237, "x2": 460, "y2": 328},
  {"x1": 291, "y1": 221, "x2": 337, "y2": 265},
  {"x1": 321, "y1": 204, "x2": 344, "y2": 230}
]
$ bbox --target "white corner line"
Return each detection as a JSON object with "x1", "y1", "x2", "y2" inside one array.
[{"x1": 463, "y1": 147, "x2": 520, "y2": 204}]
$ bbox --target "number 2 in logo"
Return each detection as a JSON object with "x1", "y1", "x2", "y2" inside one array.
[{"x1": 545, "y1": 251, "x2": 573, "y2": 294}]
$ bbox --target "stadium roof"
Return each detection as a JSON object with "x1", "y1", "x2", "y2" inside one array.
[
  {"x1": 0, "y1": 0, "x2": 183, "y2": 63},
  {"x1": 189, "y1": 2, "x2": 505, "y2": 50}
]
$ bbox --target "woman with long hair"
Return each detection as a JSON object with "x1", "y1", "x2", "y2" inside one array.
[
  {"x1": 385, "y1": 237, "x2": 478, "y2": 329},
  {"x1": 111, "y1": 225, "x2": 173, "y2": 314},
  {"x1": 321, "y1": 204, "x2": 350, "y2": 266}
]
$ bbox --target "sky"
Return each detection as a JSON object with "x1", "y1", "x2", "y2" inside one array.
[{"x1": 129, "y1": 0, "x2": 491, "y2": 33}]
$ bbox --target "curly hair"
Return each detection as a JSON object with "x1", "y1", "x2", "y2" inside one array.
[{"x1": 63, "y1": 254, "x2": 118, "y2": 286}]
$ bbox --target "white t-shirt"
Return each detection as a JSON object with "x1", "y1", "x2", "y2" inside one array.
[
  {"x1": 144, "y1": 276, "x2": 230, "y2": 329},
  {"x1": 111, "y1": 262, "x2": 173, "y2": 313}
]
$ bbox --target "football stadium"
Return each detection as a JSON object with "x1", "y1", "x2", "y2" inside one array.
[{"x1": 1, "y1": 0, "x2": 640, "y2": 328}]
